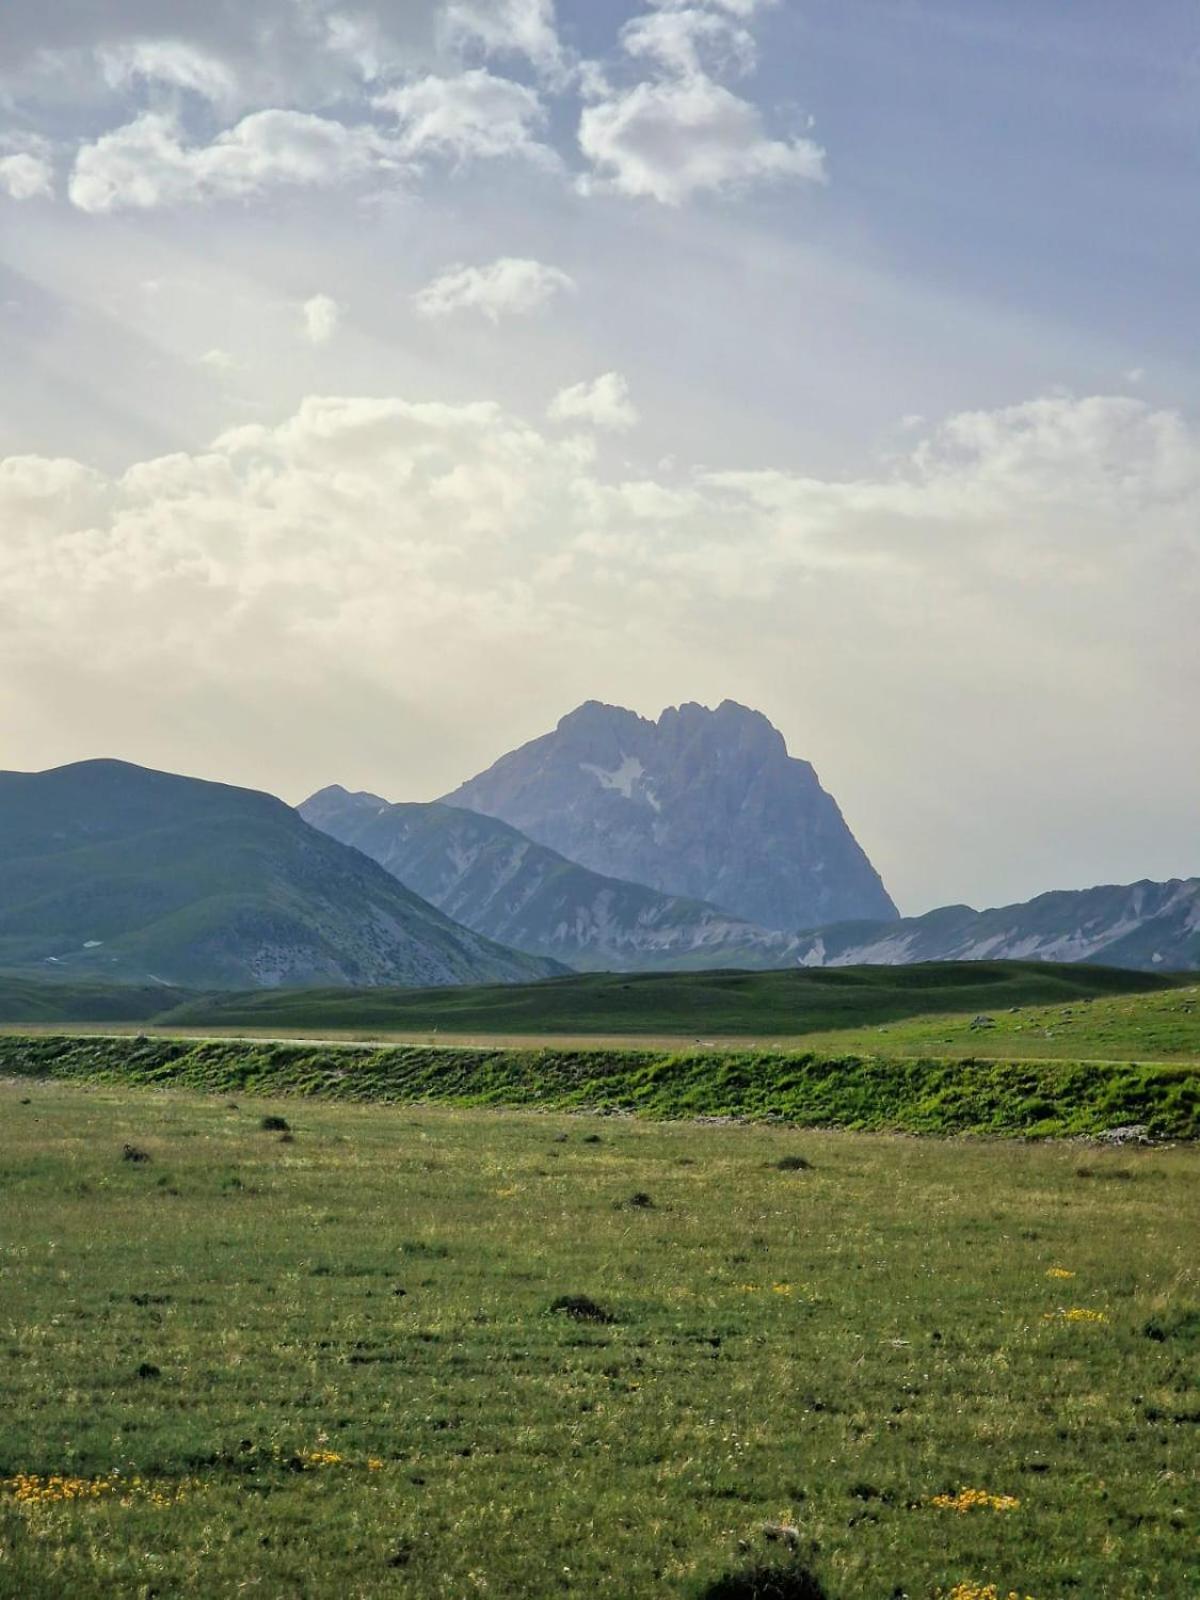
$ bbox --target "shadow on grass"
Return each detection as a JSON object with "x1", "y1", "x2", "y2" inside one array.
[{"x1": 698, "y1": 1563, "x2": 829, "y2": 1600}]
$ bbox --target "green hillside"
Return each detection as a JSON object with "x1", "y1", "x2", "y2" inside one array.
[
  {"x1": 0, "y1": 760, "x2": 561, "y2": 991},
  {"x1": 0, "y1": 973, "x2": 191, "y2": 1024},
  {"x1": 158, "y1": 960, "x2": 1190, "y2": 1038}
]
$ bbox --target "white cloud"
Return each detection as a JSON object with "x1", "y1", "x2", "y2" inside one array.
[
  {"x1": 199, "y1": 348, "x2": 243, "y2": 371},
  {"x1": 549, "y1": 372, "x2": 639, "y2": 431},
  {"x1": 2, "y1": 388, "x2": 1196, "y2": 908},
  {"x1": 68, "y1": 109, "x2": 403, "y2": 212},
  {"x1": 578, "y1": 74, "x2": 825, "y2": 203},
  {"x1": 414, "y1": 257, "x2": 575, "y2": 321},
  {"x1": 302, "y1": 293, "x2": 342, "y2": 344},
  {"x1": 441, "y1": 0, "x2": 566, "y2": 81},
  {"x1": 621, "y1": 7, "x2": 757, "y2": 77},
  {"x1": 0, "y1": 148, "x2": 54, "y2": 201},
  {"x1": 375, "y1": 69, "x2": 555, "y2": 169},
  {"x1": 98, "y1": 41, "x2": 239, "y2": 105}
]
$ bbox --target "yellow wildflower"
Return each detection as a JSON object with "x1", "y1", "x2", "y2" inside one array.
[
  {"x1": 943, "y1": 1586, "x2": 1038, "y2": 1600},
  {"x1": 1043, "y1": 1307, "x2": 1107, "y2": 1323},
  {"x1": 929, "y1": 1488, "x2": 1020, "y2": 1514},
  {"x1": 1044, "y1": 1267, "x2": 1075, "y2": 1279}
]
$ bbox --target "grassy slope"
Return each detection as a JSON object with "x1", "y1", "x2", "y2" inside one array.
[
  {"x1": 0, "y1": 974, "x2": 192, "y2": 1023},
  {"x1": 156, "y1": 961, "x2": 1192, "y2": 1038},
  {"x1": 792, "y1": 982, "x2": 1200, "y2": 1063},
  {"x1": 1, "y1": 1081, "x2": 1196, "y2": 1598},
  {"x1": 0, "y1": 761, "x2": 559, "y2": 989},
  {"x1": 3, "y1": 1035, "x2": 1197, "y2": 1137}
]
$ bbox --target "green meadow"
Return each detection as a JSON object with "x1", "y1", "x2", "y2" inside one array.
[{"x1": 1, "y1": 1077, "x2": 1197, "y2": 1599}]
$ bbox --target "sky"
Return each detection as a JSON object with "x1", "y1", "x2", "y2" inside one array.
[{"x1": 1, "y1": 0, "x2": 1197, "y2": 916}]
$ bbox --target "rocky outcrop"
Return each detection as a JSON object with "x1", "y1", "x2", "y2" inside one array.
[{"x1": 441, "y1": 699, "x2": 898, "y2": 933}]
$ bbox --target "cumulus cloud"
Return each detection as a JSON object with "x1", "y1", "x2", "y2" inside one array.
[
  {"x1": 2, "y1": 387, "x2": 1196, "y2": 903},
  {"x1": 414, "y1": 257, "x2": 575, "y2": 321},
  {"x1": 578, "y1": 74, "x2": 824, "y2": 203},
  {"x1": 578, "y1": 0, "x2": 822, "y2": 204},
  {"x1": 621, "y1": 7, "x2": 757, "y2": 77},
  {"x1": 302, "y1": 293, "x2": 342, "y2": 344},
  {"x1": 68, "y1": 109, "x2": 403, "y2": 212},
  {"x1": 98, "y1": 40, "x2": 239, "y2": 105},
  {"x1": 375, "y1": 69, "x2": 555, "y2": 169},
  {"x1": 441, "y1": 0, "x2": 567, "y2": 81},
  {"x1": 0, "y1": 145, "x2": 54, "y2": 200},
  {"x1": 549, "y1": 372, "x2": 639, "y2": 431},
  {"x1": 0, "y1": 3, "x2": 446, "y2": 115}
]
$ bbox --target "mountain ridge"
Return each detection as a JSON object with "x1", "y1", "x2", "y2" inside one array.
[
  {"x1": 794, "y1": 877, "x2": 1200, "y2": 972},
  {"x1": 300, "y1": 783, "x2": 807, "y2": 971},
  {"x1": 0, "y1": 759, "x2": 564, "y2": 990},
  {"x1": 442, "y1": 698, "x2": 898, "y2": 932}
]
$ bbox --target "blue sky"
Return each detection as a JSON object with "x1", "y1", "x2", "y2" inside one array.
[{"x1": 1, "y1": 0, "x2": 1197, "y2": 913}]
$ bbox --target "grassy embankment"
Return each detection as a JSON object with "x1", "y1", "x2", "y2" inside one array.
[
  {"x1": 2, "y1": 1033, "x2": 1198, "y2": 1138},
  {"x1": 1, "y1": 1080, "x2": 1196, "y2": 1598}
]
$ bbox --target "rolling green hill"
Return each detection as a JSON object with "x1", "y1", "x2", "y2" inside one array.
[
  {"x1": 155, "y1": 960, "x2": 1191, "y2": 1039},
  {"x1": 0, "y1": 973, "x2": 191, "y2": 1023},
  {"x1": 0, "y1": 760, "x2": 562, "y2": 991}
]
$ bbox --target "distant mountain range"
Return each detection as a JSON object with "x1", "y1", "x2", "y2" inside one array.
[
  {"x1": 443, "y1": 699, "x2": 898, "y2": 933},
  {"x1": 300, "y1": 786, "x2": 803, "y2": 971},
  {"x1": 3, "y1": 703, "x2": 1195, "y2": 993},
  {"x1": 0, "y1": 760, "x2": 562, "y2": 990},
  {"x1": 793, "y1": 878, "x2": 1200, "y2": 973}
]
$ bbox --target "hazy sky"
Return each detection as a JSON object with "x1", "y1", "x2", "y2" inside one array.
[{"x1": 1, "y1": 0, "x2": 1197, "y2": 915}]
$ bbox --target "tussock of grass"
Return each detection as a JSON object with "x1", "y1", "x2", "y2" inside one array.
[{"x1": 1, "y1": 1034, "x2": 1197, "y2": 1138}]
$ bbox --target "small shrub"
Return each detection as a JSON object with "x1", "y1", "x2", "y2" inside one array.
[
  {"x1": 1143, "y1": 1309, "x2": 1200, "y2": 1343},
  {"x1": 122, "y1": 1144, "x2": 151, "y2": 1163},
  {"x1": 279, "y1": 1132, "x2": 295, "y2": 1144},
  {"x1": 775, "y1": 1155, "x2": 812, "y2": 1172},
  {"x1": 582, "y1": 1133, "x2": 603, "y2": 1144},
  {"x1": 626, "y1": 1191, "x2": 655, "y2": 1209},
  {"x1": 136, "y1": 1362, "x2": 161, "y2": 1380},
  {"x1": 549, "y1": 1294, "x2": 616, "y2": 1324},
  {"x1": 261, "y1": 1115, "x2": 290, "y2": 1132},
  {"x1": 697, "y1": 1564, "x2": 828, "y2": 1600}
]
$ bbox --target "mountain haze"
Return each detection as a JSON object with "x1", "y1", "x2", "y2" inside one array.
[
  {"x1": 0, "y1": 760, "x2": 563, "y2": 990},
  {"x1": 795, "y1": 878, "x2": 1200, "y2": 973},
  {"x1": 443, "y1": 700, "x2": 897, "y2": 933},
  {"x1": 300, "y1": 786, "x2": 805, "y2": 972}
]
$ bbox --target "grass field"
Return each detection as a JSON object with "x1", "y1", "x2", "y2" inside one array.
[
  {"x1": 1, "y1": 1079, "x2": 1196, "y2": 1599},
  {"x1": 153, "y1": 963, "x2": 1193, "y2": 1041},
  {"x1": 4, "y1": 964, "x2": 1194, "y2": 1049}
]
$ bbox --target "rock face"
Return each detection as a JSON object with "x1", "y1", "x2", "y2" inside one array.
[
  {"x1": 793, "y1": 879, "x2": 1200, "y2": 972},
  {"x1": 301, "y1": 786, "x2": 806, "y2": 972},
  {"x1": 441, "y1": 700, "x2": 898, "y2": 933},
  {"x1": 0, "y1": 759, "x2": 564, "y2": 990}
]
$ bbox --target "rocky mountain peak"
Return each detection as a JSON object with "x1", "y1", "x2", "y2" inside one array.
[{"x1": 442, "y1": 699, "x2": 897, "y2": 933}]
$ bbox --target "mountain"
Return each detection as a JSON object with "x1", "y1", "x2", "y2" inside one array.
[
  {"x1": 0, "y1": 760, "x2": 563, "y2": 990},
  {"x1": 441, "y1": 699, "x2": 898, "y2": 933},
  {"x1": 300, "y1": 786, "x2": 805, "y2": 972},
  {"x1": 794, "y1": 878, "x2": 1200, "y2": 972}
]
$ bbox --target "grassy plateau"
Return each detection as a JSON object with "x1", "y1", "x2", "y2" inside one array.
[{"x1": 0, "y1": 1077, "x2": 1196, "y2": 1599}]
